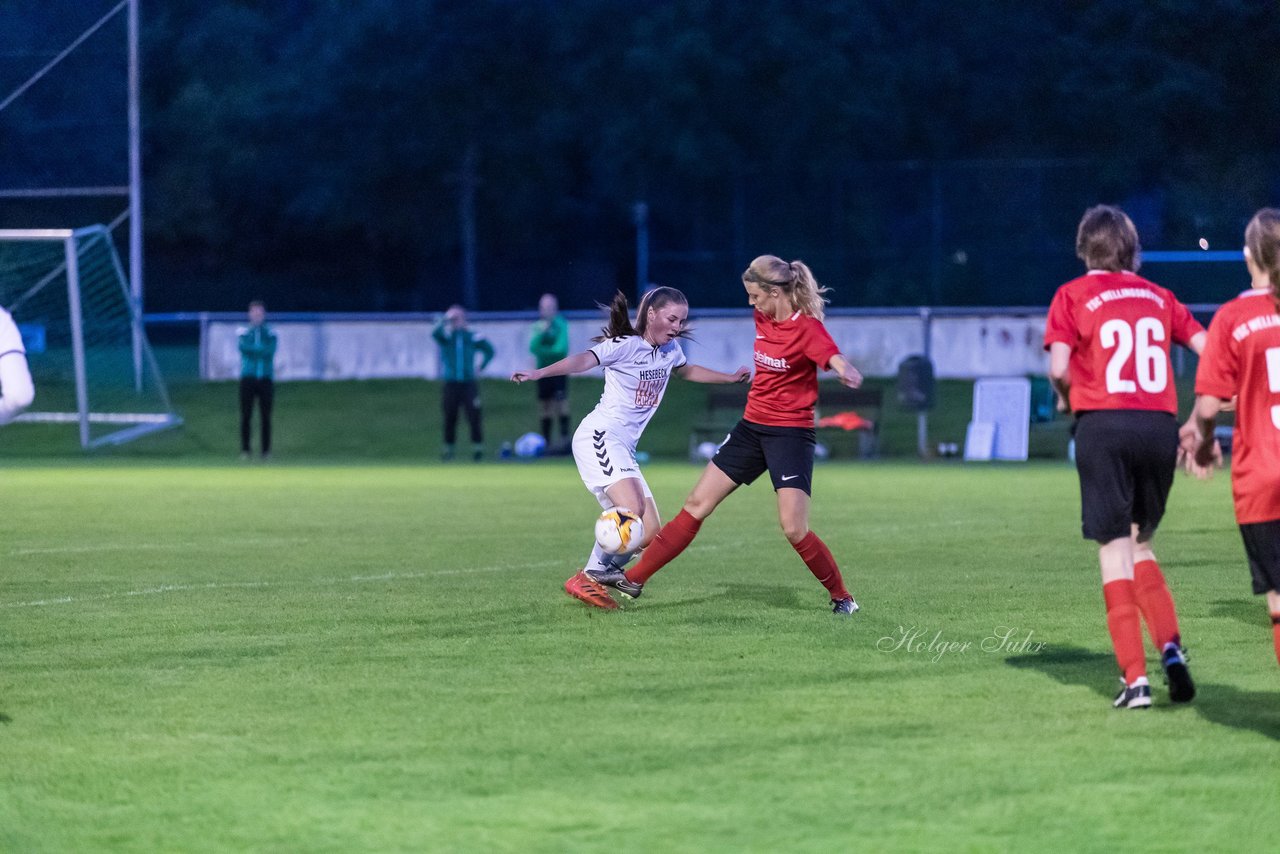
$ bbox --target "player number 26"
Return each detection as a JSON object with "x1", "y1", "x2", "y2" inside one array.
[{"x1": 1100, "y1": 317, "x2": 1167, "y2": 394}]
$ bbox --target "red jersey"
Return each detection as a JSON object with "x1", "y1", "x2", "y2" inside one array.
[
  {"x1": 1044, "y1": 271, "x2": 1204, "y2": 414},
  {"x1": 744, "y1": 310, "x2": 840, "y2": 428},
  {"x1": 1194, "y1": 289, "x2": 1280, "y2": 524}
]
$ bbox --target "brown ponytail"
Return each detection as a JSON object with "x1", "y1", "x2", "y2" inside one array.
[
  {"x1": 592, "y1": 287, "x2": 690, "y2": 342},
  {"x1": 1245, "y1": 208, "x2": 1280, "y2": 313}
]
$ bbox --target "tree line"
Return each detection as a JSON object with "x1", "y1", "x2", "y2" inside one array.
[{"x1": 2, "y1": 1, "x2": 1277, "y2": 310}]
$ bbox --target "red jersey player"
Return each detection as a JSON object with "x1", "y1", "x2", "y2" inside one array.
[
  {"x1": 1181, "y1": 208, "x2": 1280, "y2": 669},
  {"x1": 1044, "y1": 205, "x2": 1206, "y2": 709},
  {"x1": 576, "y1": 255, "x2": 865, "y2": 614}
]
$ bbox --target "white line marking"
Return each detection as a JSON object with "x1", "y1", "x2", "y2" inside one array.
[
  {"x1": 10, "y1": 537, "x2": 306, "y2": 556},
  {"x1": 1, "y1": 560, "x2": 565, "y2": 610}
]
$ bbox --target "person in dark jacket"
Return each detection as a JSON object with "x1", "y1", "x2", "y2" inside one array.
[
  {"x1": 238, "y1": 300, "x2": 277, "y2": 459},
  {"x1": 433, "y1": 305, "x2": 494, "y2": 461}
]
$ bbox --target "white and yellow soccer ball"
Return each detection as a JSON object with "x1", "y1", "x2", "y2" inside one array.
[{"x1": 594, "y1": 508, "x2": 644, "y2": 555}]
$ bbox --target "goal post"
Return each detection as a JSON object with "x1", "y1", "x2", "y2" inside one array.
[{"x1": 0, "y1": 225, "x2": 180, "y2": 448}]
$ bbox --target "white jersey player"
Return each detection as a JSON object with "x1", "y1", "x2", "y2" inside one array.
[
  {"x1": 512, "y1": 287, "x2": 749, "y2": 607},
  {"x1": 0, "y1": 307, "x2": 35, "y2": 425}
]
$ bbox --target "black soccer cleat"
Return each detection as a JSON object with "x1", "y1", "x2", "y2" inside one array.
[
  {"x1": 1161, "y1": 644, "x2": 1196, "y2": 703},
  {"x1": 1113, "y1": 676, "x2": 1152, "y2": 710},
  {"x1": 584, "y1": 566, "x2": 643, "y2": 599},
  {"x1": 831, "y1": 596, "x2": 860, "y2": 615}
]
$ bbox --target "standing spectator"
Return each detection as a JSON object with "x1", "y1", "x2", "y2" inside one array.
[
  {"x1": 584, "y1": 256, "x2": 865, "y2": 615},
  {"x1": 0, "y1": 306, "x2": 35, "y2": 425},
  {"x1": 529, "y1": 293, "x2": 571, "y2": 449},
  {"x1": 238, "y1": 300, "x2": 277, "y2": 460},
  {"x1": 1044, "y1": 205, "x2": 1204, "y2": 709},
  {"x1": 1181, "y1": 208, "x2": 1280, "y2": 669},
  {"x1": 434, "y1": 305, "x2": 494, "y2": 461}
]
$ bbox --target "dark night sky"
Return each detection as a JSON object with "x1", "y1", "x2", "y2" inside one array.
[{"x1": 2, "y1": 1, "x2": 1277, "y2": 311}]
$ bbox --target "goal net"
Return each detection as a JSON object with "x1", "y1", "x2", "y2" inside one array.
[{"x1": 0, "y1": 225, "x2": 180, "y2": 448}]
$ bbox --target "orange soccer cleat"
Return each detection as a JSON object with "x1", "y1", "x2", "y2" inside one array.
[{"x1": 564, "y1": 570, "x2": 619, "y2": 610}]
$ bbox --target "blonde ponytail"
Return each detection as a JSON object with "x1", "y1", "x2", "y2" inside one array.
[
  {"x1": 742, "y1": 255, "x2": 831, "y2": 320},
  {"x1": 787, "y1": 259, "x2": 830, "y2": 320}
]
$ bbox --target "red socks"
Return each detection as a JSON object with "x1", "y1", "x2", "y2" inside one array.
[
  {"x1": 792, "y1": 531, "x2": 850, "y2": 600},
  {"x1": 1103, "y1": 580, "x2": 1147, "y2": 684},
  {"x1": 624, "y1": 516, "x2": 850, "y2": 601},
  {"x1": 625, "y1": 509, "x2": 702, "y2": 585},
  {"x1": 1133, "y1": 559, "x2": 1182, "y2": 649}
]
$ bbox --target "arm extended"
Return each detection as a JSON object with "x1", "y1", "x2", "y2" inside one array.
[
  {"x1": 828, "y1": 353, "x2": 863, "y2": 389},
  {"x1": 511, "y1": 351, "x2": 599, "y2": 383},
  {"x1": 677, "y1": 364, "x2": 750, "y2": 384}
]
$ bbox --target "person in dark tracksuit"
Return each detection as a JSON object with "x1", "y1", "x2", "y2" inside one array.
[
  {"x1": 434, "y1": 304, "x2": 494, "y2": 461},
  {"x1": 238, "y1": 300, "x2": 277, "y2": 459}
]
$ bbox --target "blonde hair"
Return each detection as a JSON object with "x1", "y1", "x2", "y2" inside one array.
[
  {"x1": 742, "y1": 255, "x2": 831, "y2": 320},
  {"x1": 1245, "y1": 208, "x2": 1280, "y2": 312}
]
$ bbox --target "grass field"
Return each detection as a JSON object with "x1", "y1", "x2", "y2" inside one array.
[{"x1": 4, "y1": 454, "x2": 1279, "y2": 851}]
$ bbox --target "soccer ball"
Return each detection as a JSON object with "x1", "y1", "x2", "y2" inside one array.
[
  {"x1": 514, "y1": 431, "x2": 547, "y2": 458},
  {"x1": 594, "y1": 508, "x2": 644, "y2": 555}
]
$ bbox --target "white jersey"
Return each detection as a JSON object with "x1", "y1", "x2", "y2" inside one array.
[
  {"x1": 0, "y1": 308, "x2": 24, "y2": 357},
  {"x1": 584, "y1": 334, "x2": 687, "y2": 448},
  {"x1": 0, "y1": 307, "x2": 34, "y2": 425}
]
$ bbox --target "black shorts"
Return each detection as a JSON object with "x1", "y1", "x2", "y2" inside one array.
[
  {"x1": 536, "y1": 375, "x2": 567, "y2": 402},
  {"x1": 1239, "y1": 520, "x2": 1280, "y2": 595},
  {"x1": 1073, "y1": 409, "x2": 1178, "y2": 543},
  {"x1": 711, "y1": 419, "x2": 815, "y2": 495}
]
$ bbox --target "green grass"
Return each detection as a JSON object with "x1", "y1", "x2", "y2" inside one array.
[{"x1": 3, "y1": 458, "x2": 1278, "y2": 851}]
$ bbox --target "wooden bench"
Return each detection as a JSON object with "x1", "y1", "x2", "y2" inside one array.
[{"x1": 688, "y1": 383, "x2": 883, "y2": 461}]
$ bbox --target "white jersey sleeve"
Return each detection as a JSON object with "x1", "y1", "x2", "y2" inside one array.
[
  {"x1": 0, "y1": 308, "x2": 25, "y2": 356},
  {"x1": 0, "y1": 308, "x2": 34, "y2": 424}
]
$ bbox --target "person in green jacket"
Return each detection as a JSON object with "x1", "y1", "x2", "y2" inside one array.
[
  {"x1": 433, "y1": 305, "x2": 494, "y2": 461},
  {"x1": 529, "y1": 293, "x2": 571, "y2": 448},
  {"x1": 238, "y1": 300, "x2": 277, "y2": 459}
]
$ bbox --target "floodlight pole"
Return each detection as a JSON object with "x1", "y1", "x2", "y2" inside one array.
[
  {"x1": 459, "y1": 144, "x2": 478, "y2": 310},
  {"x1": 633, "y1": 201, "x2": 649, "y2": 301},
  {"x1": 128, "y1": 0, "x2": 143, "y2": 391},
  {"x1": 918, "y1": 307, "x2": 932, "y2": 459}
]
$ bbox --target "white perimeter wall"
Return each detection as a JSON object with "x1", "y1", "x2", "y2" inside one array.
[{"x1": 203, "y1": 314, "x2": 1051, "y2": 381}]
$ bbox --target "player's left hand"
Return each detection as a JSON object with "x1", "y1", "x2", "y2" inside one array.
[
  {"x1": 511, "y1": 369, "x2": 539, "y2": 384},
  {"x1": 732, "y1": 366, "x2": 751, "y2": 384},
  {"x1": 1194, "y1": 437, "x2": 1223, "y2": 472},
  {"x1": 1177, "y1": 419, "x2": 1203, "y2": 458},
  {"x1": 838, "y1": 364, "x2": 863, "y2": 388}
]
